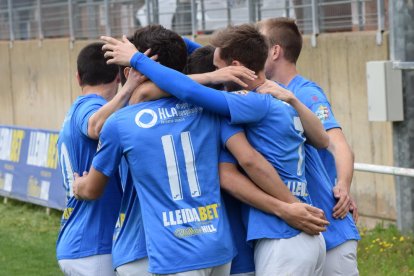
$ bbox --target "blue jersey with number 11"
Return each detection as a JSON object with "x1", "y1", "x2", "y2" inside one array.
[{"x1": 92, "y1": 97, "x2": 239, "y2": 274}]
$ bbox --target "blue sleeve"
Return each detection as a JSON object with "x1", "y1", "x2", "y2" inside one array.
[
  {"x1": 74, "y1": 98, "x2": 106, "y2": 138},
  {"x1": 220, "y1": 119, "x2": 243, "y2": 147},
  {"x1": 223, "y1": 92, "x2": 271, "y2": 124},
  {"x1": 219, "y1": 148, "x2": 237, "y2": 164},
  {"x1": 92, "y1": 114, "x2": 123, "y2": 177},
  {"x1": 296, "y1": 86, "x2": 341, "y2": 131},
  {"x1": 182, "y1": 37, "x2": 202, "y2": 54},
  {"x1": 130, "y1": 52, "x2": 230, "y2": 116}
]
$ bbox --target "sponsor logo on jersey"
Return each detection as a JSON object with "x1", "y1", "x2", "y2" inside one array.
[
  {"x1": 315, "y1": 105, "x2": 329, "y2": 122},
  {"x1": 135, "y1": 103, "x2": 203, "y2": 128},
  {"x1": 230, "y1": 90, "x2": 249, "y2": 95},
  {"x1": 162, "y1": 203, "x2": 220, "y2": 238}
]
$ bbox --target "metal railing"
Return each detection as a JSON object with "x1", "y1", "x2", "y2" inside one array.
[{"x1": 0, "y1": 0, "x2": 387, "y2": 45}]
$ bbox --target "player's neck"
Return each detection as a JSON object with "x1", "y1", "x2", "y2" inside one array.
[
  {"x1": 82, "y1": 83, "x2": 118, "y2": 101},
  {"x1": 247, "y1": 72, "x2": 266, "y2": 91},
  {"x1": 271, "y1": 61, "x2": 298, "y2": 87}
]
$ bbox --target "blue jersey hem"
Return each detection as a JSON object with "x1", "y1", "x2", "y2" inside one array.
[
  {"x1": 247, "y1": 230, "x2": 301, "y2": 242},
  {"x1": 57, "y1": 248, "x2": 112, "y2": 260},
  {"x1": 113, "y1": 253, "x2": 148, "y2": 269},
  {"x1": 148, "y1": 253, "x2": 236, "y2": 274}
]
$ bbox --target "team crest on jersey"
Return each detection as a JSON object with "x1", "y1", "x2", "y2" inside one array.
[
  {"x1": 135, "y1": 109, "x2": 158, "y2": 128},
  {"x1": 230, "y1": 90, "x2": 249, "y2": 95},
  {"x1": 315, "y1": 105, "x2": 329, "y2": 122}
]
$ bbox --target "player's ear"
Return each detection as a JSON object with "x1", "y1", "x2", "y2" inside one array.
[
  {"x1": 272, "y1": 45, "x2": 282, "y2": 61},
  {"x1": 231, "y1": 60, "x2": 242, "y2": 67},
  {"x1": 76, "y1": 71, "x2": 82, "y2": 86},
  {"x1": 123, "y1": 67, "x2": 131, "y2": 79}
]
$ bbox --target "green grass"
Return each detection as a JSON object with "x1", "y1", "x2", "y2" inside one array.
[
  {"x1": 0, "y1": 197, "x2": 62, "y2": 276},
  {"x1": 1, "y1": 197, "x2": 414, "y2": 275},
  {"x1": 358, "y1": 224, "x2": 414, "y2": 275}
]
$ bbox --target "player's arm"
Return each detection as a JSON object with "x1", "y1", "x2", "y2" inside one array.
[
  {"x1": 225, "y1": 132, "x2": 297, "y2": 203},
  {"x1": 101, "y1": 35, "x2": 233, "y2": 116},
  {"x1": 189, "y1": 66, "x2": 256, "y2": 88},
  {"x1": 219, "y1": 162, "x2": 329, "y2": 235},
  {"x1": 73, "y1": 168, "x2": 108, "y2": 200},
  {"x1": 87, "y1": 68, "x2": 146, "y2": 139},
  {"x1": 327, "y1": 128, "x2": 355, "y2": 219},
  {"x1": 257, "y1": 80, "x2": 329, "y2": 149},
  {"x1": 129, "y1": 66, "x2": 256, "y2": 104},
  {"x1": 182, "y1": 37, "x2": 202, "y2": 54}
]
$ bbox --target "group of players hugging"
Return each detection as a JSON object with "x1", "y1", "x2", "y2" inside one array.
[{"x1": 56, "y1": 17, "x2": 360, "y2": 276}]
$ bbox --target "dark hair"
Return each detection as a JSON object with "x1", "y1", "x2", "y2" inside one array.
[
  {"x1": 184, "y1": 45, "x2": 223, "y2": 90},
  {"x1": 257, "y1": 18, "x2": 302, "y2": 64},
  {"x1": 132, "y1": 25, "x2": 187, "y2": 73},
  {"x1": 184, "y1": 45, "x2": 216, "y2": 74},
  {"x1": 77, "y1": 42, "x2": 118, "y2": 86},
  {"x1": 210, "y1": 24, "x2": 268, "y2": 73}
]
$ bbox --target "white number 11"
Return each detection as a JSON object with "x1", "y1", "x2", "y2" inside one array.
[{"x1": 161, "y1": 131, "x2": 201, "y2": 201}]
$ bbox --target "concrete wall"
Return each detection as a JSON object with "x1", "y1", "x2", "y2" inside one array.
[
  {"x1": 0, "y1": 32, "x2": 395, "y2": 226},
  {"x1": 298, "y1": 31, "x2": 394, "y2": 227}
]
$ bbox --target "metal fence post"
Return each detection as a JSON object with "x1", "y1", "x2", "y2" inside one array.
[
  {"x1": 7, "y1": 0, "x2": 14, "y2": 47},
  {"x1": 145, "y1": 0, "x2": 152, "y2": 25},
  {"x1": 200, "y1": 0, "x2": 206, "y2": 31},
  {"x1": 153, "y1": 0, "x2": 159, "y2": 24},
  {"x1": 390, "y1": 0, "x2": 414, "y2": 234},
  {"x1": 68, "y1": 0, "x2": 75, "y2": 48},
  {"x1": 285, "y1": 0, "x2": 290, "y2": 18},
  {"x1": 104, "y1": 0, "x2": 111, "y2": 36},
  {"x1": 37, "y1": 0, "x2": 44, "y2": 43},
  {"x1": 357, "y1": 0, "x2": 363, "y2": 31},
  {"x1": 226, "y1": 0, "x2": 232, "y2": 27},
  {"x1": 376, "y1": 0, "x2": 384, "y2": 45},
  {"x1": 247, "y1": 0, "x2": 256, "y2": 23},
  {"x1": 190, "y1": 0, "x2": 197, "y2": 40},
  {"x1": 311, "y1": 0, "x2": 319, "y2": 47}
]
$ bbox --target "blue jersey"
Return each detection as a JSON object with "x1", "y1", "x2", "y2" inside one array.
[
  {"x1": 223, "y1": 91, "x2": 310, "y2": 241},
  {"x1": 220, "y1": 150, "x2": 255, "y2": 274},
  {"x1": 287, "y1": 75, "x2": 360, "y2": 249},
  {"x1": 92, "y1": 97, "x2": 240, "y2": 274},
  {"x1": 56, "y1": 94, "x2": 122, "y2": 260},
  {"x1": 112, "y1": 158, "x2": 147, "y2": 269},
  {"x1": 128, "y1": 52, "x2": 311, "y2": 241}
]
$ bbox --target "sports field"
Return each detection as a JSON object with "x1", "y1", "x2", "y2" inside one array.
[{"x1": 1, "y1": 197, "x2": 414, "y2": 276}]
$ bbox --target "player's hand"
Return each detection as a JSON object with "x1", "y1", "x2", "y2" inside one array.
[
  {"x1": 332, "y1": 183, "x2": 351, "y2": 219},
  {"x1": 206, "y1": 66, "x2": 257, "y2": 88},
  {"x1": 256, "y1": 80, "x2": 295, "y2": 103},
  {"x1": 280, "y1": 202, "x2": 329, "y2": 235},
  {"x1": 73, "y1": 171, "x2": 88, "y2": 200},
  {"x1": 101, "y1": 35, "x2": 139, "y2": 66},
  {"x1": 349, "y1": 196, "x2": 359, "y2": 223}
]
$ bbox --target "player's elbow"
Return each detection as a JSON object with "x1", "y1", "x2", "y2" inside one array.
[{"x1": 219, "y1": 164, "x2": 238, "y2": 194}]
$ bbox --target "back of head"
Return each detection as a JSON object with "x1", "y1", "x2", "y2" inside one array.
[
  {"x1": 132, "y1": 25, "x2": 187, "y2": 73},
  {"x1": 77, "y1": 42, "x2": 118, "y2": 86},
  {"x1": 184, "y1": 45, "x2": 223, "y2": 90},
  {"x1": 210, "y1": 24, "x2": 268, "y2": 73},
  {"x1": 257, "y1": 17, "x2": 302, "y2": 64},
  {"x1": 184, "y1": 45, "x2": 216, "y2": 75}
]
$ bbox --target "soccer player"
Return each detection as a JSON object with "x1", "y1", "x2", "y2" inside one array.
[
  {"x1": 101, "y1": 24, "x2": 329, "y2": 275},
  {"x1": 73, "y1": 25, "x2": 310, "y2": 276},
  {"x1": 257, "y1": 17, "x2": 360, "y2": 275},
  {"x1": 56, "y1": 43, "x2": 145, "y2": 275}
]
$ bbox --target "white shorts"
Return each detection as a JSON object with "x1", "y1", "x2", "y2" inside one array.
[
  {"x1": 58, "y1": 254, "x2": 115, "y2": 276},
  {"x1": 152, "y1": 262, "x2": 231, "y2": 276},
  {"x1": 116, "y1": 258, "x2": 150, "y2": 276},
  {"x1": 254, "y1": 232, "x2": 326, "y2": 276},
  {"x1": 323, "y1": 240, "x2": 359, "y2": 276},
  {"x1": 231, "y1": 272, "x2": 255, "y2": 276}
]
